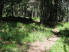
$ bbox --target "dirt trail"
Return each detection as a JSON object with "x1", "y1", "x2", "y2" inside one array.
[{"x1": 27, "y1": 35, "x2": 59, "y2": 52}]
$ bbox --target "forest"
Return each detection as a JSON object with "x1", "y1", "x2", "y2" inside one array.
[{"x1": 0, "y1": 0, "x2": 69, "y2": 52}]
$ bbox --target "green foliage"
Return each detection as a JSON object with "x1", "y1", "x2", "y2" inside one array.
[
  {"x1": 49, "y1": 22, "x2": 69, "y2": 52},
  {"x1": 32, "y1": 17, "x2": 40, "y2": 22},
  {"x1": 0, "y1": 20, "x2": 53, "y2": 51},
  {"x1": 56, "y1": 22, "x2": 69, "y2": 31},
  {"x1": 49, "y1": 37, "x2": 69, "y2": 52}
]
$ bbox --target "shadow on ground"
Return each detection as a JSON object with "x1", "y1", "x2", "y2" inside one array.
[
  {"x1": 0, "y1": 20, "x2": 30, "y2": 51},
  {"x1": 0, "y1": 17, "x2": 48, "y2": 52},
  {"x1": 0, "y1": 16, "x2": 35, "y2": 24},
  {"x1": 52, "y1": 28, "x2": 69, "y2": 52}
]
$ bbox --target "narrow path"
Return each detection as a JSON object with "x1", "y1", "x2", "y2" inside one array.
[
  {"x1": 27, "y1": 35, "x2": 59, "y2": 52},
  {"x1": 16, "y1": 28, "x2": 59, "y2": 52}
]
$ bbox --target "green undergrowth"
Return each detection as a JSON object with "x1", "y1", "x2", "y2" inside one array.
[
  {"x1": 49, "y1": 22, "x2": 69, "y2": 52},
  {"x1": 56, "y1": 22, "x2": 69, "y2": 31},
  {"x1": 49, "y1": 37, "x2": 69, "y2": 52},
  {"x1": 32, "y1": 17, "x2": 40, "y2": 22},
  {"x1": 0, "y1": 21, "x2": 53, "y2": 52}
]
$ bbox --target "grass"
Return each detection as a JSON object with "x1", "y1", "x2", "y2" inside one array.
[
  {"x1": 32, "y1": 17, "x2": 40, "y2": 22},
  {"x1": 1, "y1": 17, "x2": 69, "y2": 52},
  {"x1": 49, "y1": 37, "x2": 69, "y2": 52},
  {"x1": 56, "y1": 22, "x2": 69, "y2": 31},
  {"x1": 0, "y1": 18, "x2": 53, "y2": 51},
  {"x1": 49, "y1": 22, "x2": 69, "y2": 52}
]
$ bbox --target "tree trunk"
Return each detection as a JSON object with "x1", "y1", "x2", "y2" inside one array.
[
  {"x1": 40, "y1": 0, "x2": 57, "y2": 26},
  {"x1": 0, "y1": 1, "x2": 4, "y2": 17},
  {"x1": 40, "y1": 0, "x2": 69, "y2": 26}
]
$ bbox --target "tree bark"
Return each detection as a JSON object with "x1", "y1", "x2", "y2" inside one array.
[
  {"x1": 0, "y1": 1, "x2": 4, "y2": 17},
  {"x1": 40, "y1": 0, "x2": 57, "y2": 25}
]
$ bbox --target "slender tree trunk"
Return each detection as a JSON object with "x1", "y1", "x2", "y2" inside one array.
[
  {"x1": 11, "y1": 0, "x2": 14, "y2": 17},
  {"x1": 0, "y1": 1, "x2": 4, "y2": 17}
]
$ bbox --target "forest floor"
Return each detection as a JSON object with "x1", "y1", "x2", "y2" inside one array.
[
  {"x1": 26, "y1": 35, "x2": 59, "y2": 52},
  {"x1": 0, "y1": 18, "x2": 69, "y2": 52}
]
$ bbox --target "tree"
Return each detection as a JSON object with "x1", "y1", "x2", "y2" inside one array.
[
  {"x1": 0, "y1": 0, "x2": 4, "y2": 17},
  {"x1": 40, "y1": 0, "x2": 57, "y2": 26},
  {"x1": 40, "y1": 0, "x2": 69, "y2": 26}
]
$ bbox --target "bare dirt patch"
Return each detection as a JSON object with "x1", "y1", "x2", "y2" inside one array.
[{"x1": 27, "y1": 35, "x2": 59, "y2": 52}]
